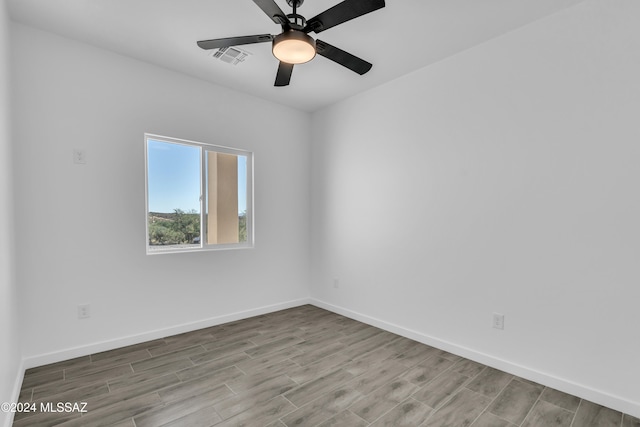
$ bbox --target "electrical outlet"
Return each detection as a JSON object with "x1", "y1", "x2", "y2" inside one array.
[
  {"x1": 333, "y1": 278, "x2": 339, "y2": 289},
  {"x1": 492, "y1": 313, "x2": 504, "y2": 330},
  {"x1": 78, "y1": 304, "x2": 91, "y2": 319},
  {"x1": 73, "y1": 148, "x2": 87, "y2": 165}
]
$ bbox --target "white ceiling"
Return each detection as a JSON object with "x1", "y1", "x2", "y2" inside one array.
[{"x1": 8, "y1": 0, "x2": 586, "y2": 112}]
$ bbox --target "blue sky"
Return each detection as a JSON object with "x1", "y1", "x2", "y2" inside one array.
[{"x1": 147, "y1": 139, "x2": 247, "y2": 214}]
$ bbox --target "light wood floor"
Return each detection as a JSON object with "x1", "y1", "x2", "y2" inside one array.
[{"x1": 14, "y1": 305, "x2": 640, "y2": 427}]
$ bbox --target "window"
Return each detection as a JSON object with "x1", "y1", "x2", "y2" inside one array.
[{"x1": 145, "y1": 134, "x2": 253, "y2": 254}]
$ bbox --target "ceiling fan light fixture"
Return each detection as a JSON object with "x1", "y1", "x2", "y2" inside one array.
[{"x1": 272, "y1": 30, "x2": 316, "y2": 64}]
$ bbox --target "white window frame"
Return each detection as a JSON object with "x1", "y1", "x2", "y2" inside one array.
[{"x1": 144, "y1": 133, "x2": 254, "y2": 254}]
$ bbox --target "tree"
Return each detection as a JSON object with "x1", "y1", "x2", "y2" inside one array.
[
  {"x1": 239, "y1": 211, "x2": 247, "y2": 242},
  {"x1": 170, "y1": 209, "x2": 198, "y2": 243},
  {"x1": 148, "y1": 209, "x2": 200, "y2": 245},
  {"x1": 149, "y1": 222, "x2": 183, "y2": 245}
]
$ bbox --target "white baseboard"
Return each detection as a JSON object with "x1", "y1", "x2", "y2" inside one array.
[
  {"x1": 23, "y1": 298, "x2": 311, "y2": 370},
  {"x1": 4, "y1": 358, "x2": 25, "y2": 427},
  {"x1": 310, "y1": 298, "x2": 640, "y2": 419}
]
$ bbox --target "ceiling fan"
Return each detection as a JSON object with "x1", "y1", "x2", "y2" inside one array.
[{"x1": 197, "y1": 0, "x2": 385, "y2": 86}]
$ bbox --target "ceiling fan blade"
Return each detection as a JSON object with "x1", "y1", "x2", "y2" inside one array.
[
  {"x1": 275, "y1": 62, "x2": 294, "y2": 87},
  {"x1": 197, "y1": 34, "x2": 273, "y2": 50},
  {"x1": 253, "y1": 0, "x2": 290, "y2": 27},
  {"x1": 304, "y1": 0, "x2": 385, "y2": 34},
  {"x1": 315, "y1": 40, "x2": 372, "y2": 75}
]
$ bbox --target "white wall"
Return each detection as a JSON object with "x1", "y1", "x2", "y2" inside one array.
[
  {"x1": 311, "y1": 0, "x2": 640, "y2": 417},
  {"x1": 11, "y1": 23, "x2": 311, "y2": 364},
  {"x1": 0, "y1": 0, "x2": 21, "y2": 426}
]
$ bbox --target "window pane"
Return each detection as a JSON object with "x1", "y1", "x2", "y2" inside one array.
[
  {"x1": 238, "y1": 155, "x2": 248, "y2": 243},
  {"x1": 147, "y1": 139, "x2": 201, "y2": 251},
  {"x1": 205, "y1": 151, "x2": 248, "y2": 244}
]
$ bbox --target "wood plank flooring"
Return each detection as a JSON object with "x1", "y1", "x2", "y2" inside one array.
[{"x1": 14, "y1": 305, "x2": 640, "y2": 426}]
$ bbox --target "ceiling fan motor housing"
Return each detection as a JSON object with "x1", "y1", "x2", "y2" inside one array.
[{"x1": 286, "y1": 0, "x2": 304, "y2": 8}]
